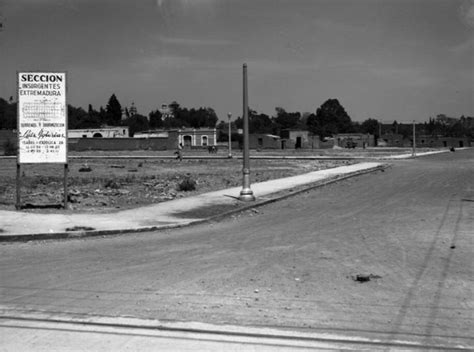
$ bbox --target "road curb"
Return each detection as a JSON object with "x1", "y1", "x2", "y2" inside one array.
[{"x1": 0, "y1": 164, "x2": 388, "y2": 243}]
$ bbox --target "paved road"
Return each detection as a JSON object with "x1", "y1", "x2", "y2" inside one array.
[{"x1": 1, "y1": 149, "x2": 473, "y2": 350}]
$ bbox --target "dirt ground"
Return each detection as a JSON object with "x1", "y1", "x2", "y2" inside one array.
[
  {"x1": 0, "y1": 152, "x2": 355, "y2": 213},
  {"x1": 1, "y1": 150, "x2": 471, "y2": 348},
  {"x1": 0, "y1": 147, "x2": 437, "y2": 213}
]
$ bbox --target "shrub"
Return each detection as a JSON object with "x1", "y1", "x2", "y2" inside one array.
[
  {"x1": 177, "y1": 177, "x2": 196, "y2": 192},
  {"x1": 104, "y1": 179, "x2": 120, "y2": 189},
  {"x1": 3, "y1": 139, "x2": 17, "y2": 156}
]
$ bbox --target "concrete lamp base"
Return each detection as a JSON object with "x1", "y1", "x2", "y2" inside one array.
[{"x1": 239, "y1": 189, "x2": 256, "y2": 202}]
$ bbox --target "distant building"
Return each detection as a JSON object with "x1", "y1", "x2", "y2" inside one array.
[
  {"x1": 120, "y1": 102, "x2": 138, "y2": 121},
  {"x1": 280, "y1": 129, "x2": 320, "y2": 149},
  {"x1": 134, "y1": 128, "x2": 217, "y2": 149},
  {"x1": 159, "y1": 104, "x2": 174, "y2": 120},
  {"x1": 178, "y1": 128, "x2": 217, "y2": 148},
  {"x1": 68, "y1": 127, "x2": 129, "y2": 138},
  {"x1": 129, "y1": 102, "x2": 137, "y2": 117},
  {"x1": 379, "y1": 134, "x2": 471, "y2": 148},
  {"x1": 416, "y1": 135, "x2": 471, "y2": 148},
  {"x1": 334, "y1": 133, "x2": 374, "y2": 148},
  {"x1": 248, "y1": 134, "x2": 281, "y2": 149},
  {"x1": 379, "y1": 133, "x2": 406, "y2": 147},
  {"x1": 415, "y1": 135, "x2": 470, "y2": 148}
]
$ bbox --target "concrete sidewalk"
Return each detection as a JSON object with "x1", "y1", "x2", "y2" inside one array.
[{"x1": 0, "y1": 162, "x2": 386, "y2": 241}]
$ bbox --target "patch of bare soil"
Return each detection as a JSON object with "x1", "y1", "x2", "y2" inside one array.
[{"x1": 0, "y1": 156, "x2": 355, "y2": 213}]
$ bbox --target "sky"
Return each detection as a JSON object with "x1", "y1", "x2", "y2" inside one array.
[{"x1": 0, "y1": 0, "x2": 473, "y2": 123}]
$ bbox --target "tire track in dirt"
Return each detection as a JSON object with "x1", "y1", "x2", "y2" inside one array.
[
  {"x1": 387, "y1": 195, "x2": 473, "y2": 344},
  {"x1": 423, "y1": 198, "x2": 474, "y2": 344}
]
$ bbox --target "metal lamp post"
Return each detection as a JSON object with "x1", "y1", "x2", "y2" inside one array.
[
  {"x1": 412, "y1": 120, "x2": 416, "y2": 157},
  {"x1": 227, "y1": 112, "x2": 232, "y2": 158},
  {"x1": 239, "y1": 63, "x2": 255, "y2": 201}
]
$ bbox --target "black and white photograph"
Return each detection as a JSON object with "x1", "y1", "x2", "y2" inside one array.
[{"x1": 0, "y1": 0, "x2": 473, "y2": 350}]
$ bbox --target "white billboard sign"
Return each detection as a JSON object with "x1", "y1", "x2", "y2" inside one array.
[{"x1": 17, "y1": 72, "x2": 67, "y2": 164}]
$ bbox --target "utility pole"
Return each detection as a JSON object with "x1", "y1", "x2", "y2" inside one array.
[
  {"x1": 239, "y1": 63, "x2": 255, "y2": 201},
  {"x1": 412, "y1": 120, "x2": 416, "y2": 157},
  {"x1": 227, "y1": 112, "x2": 232, "y2": 158}
]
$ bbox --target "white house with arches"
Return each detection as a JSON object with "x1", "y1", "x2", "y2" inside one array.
[{"x1": 177, "y1": 128, "x2": 217, "y2": 148}]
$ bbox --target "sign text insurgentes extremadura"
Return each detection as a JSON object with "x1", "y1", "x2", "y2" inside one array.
[{"x1": 17, "y1": 72, "x2": 67, "y2": 164}]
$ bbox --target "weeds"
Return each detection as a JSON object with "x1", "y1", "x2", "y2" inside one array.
[
  {"x1": 2, "y1": 139, "x2": 17, "y2": 156},
  {"x1": 104, "y1": 179, "x2": 120, "y2": 189},
  {"x1": 177, "y1": 177, "x2": 197, "y2": 192}
]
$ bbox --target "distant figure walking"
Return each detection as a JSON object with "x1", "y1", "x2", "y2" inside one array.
[
  {"x1": 208, "y1": 145, "x2": 218, "y2": 154},
  {"x1": 175, "y1": 143, "x2": 183, "y2": 161}
]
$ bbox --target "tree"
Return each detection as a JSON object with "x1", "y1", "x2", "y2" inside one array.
[
  {"x1": 273, "y1": 107, "x2": 301, "y2": 131},
  {"x1": 149, "y1": 110, "x2": 163, "y2": 129},
  {"x1": 249, "y1": 109, "x2": 273, "y2": 133},
  {"x1": 105, "y1": 94, "x2": 122, "y2": 126},
  {"x1": 169, "y1": 101, "x2": 180, "y2": 113},
  {"x1": 85, "y1": 104, "x2": 101, "y2": 128},
  {"x1": 297, "y1": 112, "x2": 312, "y2": 130},
  {"x1": 67, "y1": 104, "x2": 102, "y2": 129},
  {"x1": 307, "y1": 99, "x2": 352, "y2": 138},
  {"x1": 99, "y1": 106, "x2": 107, "y2": 125},
  {"x1": 195, "y1": 107, "x2": 218, "y2": 128},
  {"x1": 392, "y1": 120, "x2": 399, "y2": 134},
  {"x1": 68, "y1": 105, "x2": 87, "y2": 129},
  {"x1": 124, "y1": 114, "x2": 149, "y2": 137},
  {"x1": 360, "y1": 118, "x2": 379, "y2": 135},
  {"x1": 0, "y1": 98, "x2": 17, "y2": 129},
  {"x1": 160, "y1": 102, "x2": 218, "y2": 129}
]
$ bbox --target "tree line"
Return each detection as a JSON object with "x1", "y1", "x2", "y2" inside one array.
[
  {"x1": 1, "y1": 95, "x2": 472, "y2": 139},
  {"x1": 218, "y1": 99, "x2": 473, "y2": 140},
  {"x1": 0, "y1": 94, "x2": 219, "y2": 137}
]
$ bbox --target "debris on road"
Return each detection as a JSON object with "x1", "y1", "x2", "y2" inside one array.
[{"x1": 351, "y1": 273, "x2": 382, "y2": 283}]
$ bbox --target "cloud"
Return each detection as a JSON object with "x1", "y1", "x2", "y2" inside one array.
[
  {"x1": 459, "y1": 0, "x2": 474, "y2": 27},
  {"x1": 449, "y1": 37, "x2": 474, "y2": 55},
  {"x1": 160, "y1": 37, "x2": 234, "y2": 46},
  {"x1": 368, "y1": 67, "x2": 437, "y2": 87},
  {"x1": 312, "y1": 18, "x2": 367, "y2": 33},
  {"x1": 131, "y1": 55, "x2": 194, "y2": 73},
  {"x1": 155, "y1": 0, "x2": 215, "y2": 7},
  {"x1": 154, "y1": 0, "x2": 216, "y2": 16}
]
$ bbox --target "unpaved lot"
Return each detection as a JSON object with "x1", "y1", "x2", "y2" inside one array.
[
  {"x1": 0, "y1": 148, "x2": 438, "y2": 213},
  {"x1": 0, "y1": 153, "x2": 354, "y2": 212}
]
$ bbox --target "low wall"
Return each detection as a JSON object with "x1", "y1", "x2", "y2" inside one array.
[
  {"x1": 69, "y1": 137, "x2": 175, "y2": 151},
  {"x1": 1, "y1": 132, "x2": 179, "y2": 153}
]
